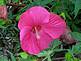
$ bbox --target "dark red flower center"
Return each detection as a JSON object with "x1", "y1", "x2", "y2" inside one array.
[{"x1": 32, "y1": 25, "x2": 41, "y2": 33}]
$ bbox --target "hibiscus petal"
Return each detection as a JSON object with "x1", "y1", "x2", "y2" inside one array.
[
  {"x1": 43, "y1": 13, "x2": 66, "y2": 39},
  {"x1": 18, "y1": 11, "x2": 33, "y2": 30},
  {"x1": 27, "y1": 6, "x2": 50, "y2": 25},
  {"x1": 20, "y1": 28, "x2": 40, "y2": 55},
  {"x1": 37, "y1": 30, "x2": 53, "y2": 50},
  {"x1": 18, "y1": 6, "x2": 50, "y2": 30}
]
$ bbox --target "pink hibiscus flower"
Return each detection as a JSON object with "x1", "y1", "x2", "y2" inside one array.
[
  {"x1": 0, "y1": 6, "x2": 7, "y2": 19},
  {"x1": 18, "y1": 6, "x2": 66, "y2": 55}
]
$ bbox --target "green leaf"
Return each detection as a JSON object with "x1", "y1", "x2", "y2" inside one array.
[
  {"x1": 18, "y1": 57, "x2": 29, "y2": 61},
  {"x1": 37, "y1": 51, "x2": 47, "y2": 57},
  {"x1": 71, "y1": 0, "x2": 76, "y2": 4},
  {"x1": 74, "y1": 0, "x2": 81, "y2": 18},
  {"x1": 29, "y1": 0, "x2": 32, "y2": 3},
  {"x1": 47, "y1": 55, "x2": 51, "y2": 61},
  {"x1": 19, "y1": 52, "x2": 28, "y2": 59},
  {"x1": 10, "y1": 53, "x2": 16, "y2": 61},
  {"x1": 74, "y1": 58, "x2": 79, "y2": 61},
  {"x1": 0, "y1": 0, "x2": 5, "y2": 5},
  {"x1": 50, "y1": 39, "x2": 62, "y2": 49},
  {"x1": 0, "y1": 56, "x2": 8, "y2": 61},
  {"x1": 37, "y1": 50, "x2": 53, "y2": 61},
  {"x1": 72, "y1": 43, "x2": 81, "y2": 54},
  {"x1": 12, "y1": 0, "x2": 19, "y2": 3},
  {"x1": 40, "y1": 0, "x2": 52, "y2": 5},
  {"x1": 71, "y1": 32, "x2": 81, "y2": 42},
  {"x1": 60, "y1": 12, "x2": 66, "y2": 20},
  {"x1": 16, "y1": 15, "x2": 20, "y2": 21},
  {"x1": 65, "y1": 52, "x2": 73, "y2": 61},
  {"x1": 72, "y1": 24, "x2": 79, "y2": 32},
  {"x1": 6, "y1": 50, "x2": 16, "y2": 61},
  {"x1": 19, "y1": 57, "x2": 37, "y2": 61},
  {"x1": 0, "y1": 19, "x2": 5, "y2": 26}
]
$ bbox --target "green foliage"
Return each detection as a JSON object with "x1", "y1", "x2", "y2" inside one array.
[
  {"x1": 16, "y1": 14, "x2": 20, "y2": 21},
  {"x1": 37, "y1": 51, "x2": 47, "y2": 57},
  {"x1": 37, "y1": 39, "x2": 63, "y2": 61},
  {"x1": 64, "y1": 32, "x2": 81, "y2": 61},
  {"x1": 18, "y1": 54, "x2": 37, "y2": 61},
  {"x1": 65, "y1": 52, "x2": 73, "y2": 61},
  {"x1": 0, "y1": 19, "x2": 5, "y2": 26},
  {"x1": 12, "y1": 0, "x2": 19, "y2": 3},
  {"x1": 72, "y1": 43, "x2": 81, "y2": 54},
  {"x1": 37, "y1": 50, "x2": 53, "y2": 61},
  {"x1": 71, "y1": 32, "x2": 81, "y2": 42},
  {"x1": 73, "y1": 0, "x2": 81, "y2": 18},
  {"x1": 0, "y1": 0, "x2": 5, "y2": 5},
  {"x1": 7, "y1": 50, "x2": 16, "y2": 61},
  {"x1": 60, "y1": 12, "x2": 66, "y2": 20},
  {"x1": 65, "y1": 50, "x2": 81, "y2": 61},
  {"x1": 18, "y1": 58, "x2": 37, "y2": 61},
  {"x1": 50, "y1": 39, "x2": 62, "y2": 49},
  {"x1": 0, "y1": 56, "x2": 8, "y2": 61},
  {"x1": 0, "y1": 20, "x2": 20, "y2": 61},
  {"x1": 0, "y1": 0, "x2": 81, "y2": 61},
  {"x1": 19, "y1": 52, "x2": 28, "y2": 59}
]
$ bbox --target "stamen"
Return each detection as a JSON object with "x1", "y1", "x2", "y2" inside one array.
[{"x1": 34, "y1": 27, "x2": 40, "y2": 39}]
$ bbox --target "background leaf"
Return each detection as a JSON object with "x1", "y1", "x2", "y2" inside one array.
[
  {"x1": 74, "y1": 0, "x2": 81, "y2": 18},
  {"x1": 0, "y1": 19, "x2": 5, "y2": 26},
  {"x1": 19, "y1": 52, "x2": 28, "y2": 59},
  {"x1": 0, "y1": 0, "x2": 5, "y2": 5},
  {"x1": 71, "y1": 32, "x2": 81, "y2": 42},
  {"x1": 50, "y1": 39, "x2": 62, "y2": 49},
  {"x1": 37, "y1": 51, "x2": 47, "y2": 57},
  {"x1": 0, "y1": 56, "x2": 8, "y2": 61},
  {"x1": 72, "y1": 43, "x2": 81, "y2": 54}
]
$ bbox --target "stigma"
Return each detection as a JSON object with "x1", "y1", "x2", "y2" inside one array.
[
  {"x1": 34, "y1": 27, "x2": 40, "y2": 39},
  {"x1": 32, "y1": 25, "x2": 41, "y2": 39}
]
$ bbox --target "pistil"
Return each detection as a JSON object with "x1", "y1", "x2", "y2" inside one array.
[{"x1": 34, "y1": 27, "x2": 40, "y2": 39}]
